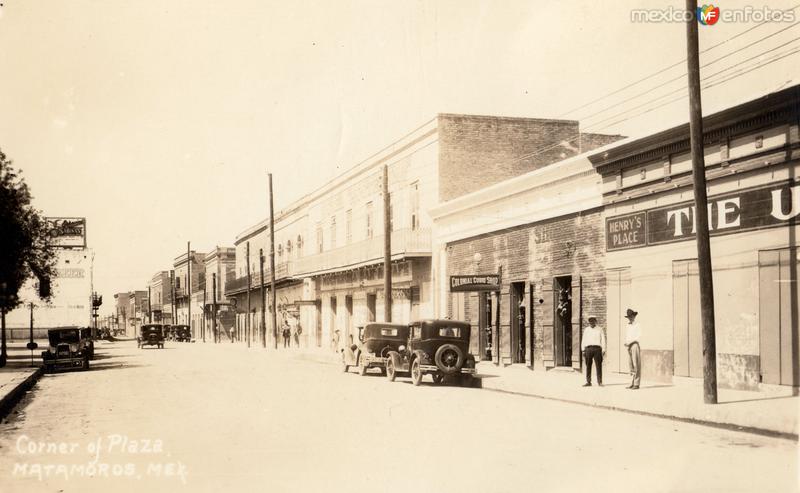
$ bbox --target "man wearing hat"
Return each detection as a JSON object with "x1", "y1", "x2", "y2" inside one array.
[
  {"x1": 623, "y1": 308, "x2": 641, "y2": 389},
  {"x1": 581, "y1": 316, "x2": 605, "y2": 386}
]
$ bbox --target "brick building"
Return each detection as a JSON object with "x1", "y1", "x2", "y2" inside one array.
[
  {"x1": 431, "y1": 150, "x2": 617, "y2": 368},
  {"x1": 147, "y1": 271, "x2": 172, "y2": 324},
  {"x1": 590, "y1": 85, "x2": 800, "y2": 390}
]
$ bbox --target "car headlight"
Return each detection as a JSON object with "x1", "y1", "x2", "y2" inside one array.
[
  {"x1": 398, "y1": 345, "x2": 406, "y2": 352},
  {"x1": 69, "y1": 344, "x2": 79, "y2": 352}
]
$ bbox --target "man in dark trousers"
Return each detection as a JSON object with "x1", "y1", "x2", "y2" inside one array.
[
  {"x1": 282, "y1": 321, "x2": 291, "y2": 348},
  {"x1": 581, "y1": 316, "x2": 606, "y2": 387}
]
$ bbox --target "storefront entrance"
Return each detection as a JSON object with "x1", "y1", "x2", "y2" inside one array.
[
  {"x1": 759, "y1": 248, "x2": 799, "y2": 386},
  {"x1": 511, "y1": 282, "x2": 526, "y2": 364}
]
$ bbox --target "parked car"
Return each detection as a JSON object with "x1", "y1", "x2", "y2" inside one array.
[
  {"x1": 41, "y1": 327, "x2": 90, "y2": 371},
  {"x1": 342, "y1": 323, "x2": 410, "y2": 376},
  {"x1": 174, "y1": 325, "x2": 191, "y2": 342},
  {"x1": 385, "y1": 319, "x2": 477, "y2": 386},
  {"x1": 138, "y1": 324, "x2": 165, "y2": 349},
  {"x1": 79, "y1": 327, "x2": 95, "y2": 359}
]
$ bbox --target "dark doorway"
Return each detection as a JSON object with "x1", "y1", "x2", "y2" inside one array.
[
  {"x1": 367, "y1": 293, "x2": 376, "y2": 322},
  {"x1": 330, "y1": 296, "x2": 338, "y2": 349},
  {"x1": 478, "y1": 292, "x2": 492, "y2": 361},
  {"x1": 511, "y1": 282, "x2": 526, "y2": 363},
  {"x1": 554, "y1": 276, "x2": 572, "y2": 366},
  {"x1": 315, "y1": 300, "x2": 322, "y2": 347},
  {"x1": 345, "y1": 295, "x2": 354, "y2": 343}
]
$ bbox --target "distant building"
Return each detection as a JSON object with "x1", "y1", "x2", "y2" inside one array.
[
  {"x1": 147, "y1": 271, "x2": 173, "y2": 324},
  {"x1": 5, "y1": 217, "x2": 92, "y2": 339},
  {"x1": 173, "y1": 250, "x2": 206, "y2": 338},
  {"x1": 203, "y1": 247, "x2": 236, "y2": 341},
  {"x1": 127, "y1": 291, "x2": 148, "y2": 338}
]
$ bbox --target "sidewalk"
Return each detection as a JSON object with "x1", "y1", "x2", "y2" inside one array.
[
  {"x1": 0, "y1": 340, "x2": 45, "y2": 421},
  {"x1": 290, "y1": 347, "x2": 798, "y2": 439}
]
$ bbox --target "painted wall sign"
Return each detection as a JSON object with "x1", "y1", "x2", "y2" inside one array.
[
  {"x1": 606, "y1": 181, "x2": 799, "y2": 251},
  {"x1": 606, "y1": 212, "x2": 647, "y2": 251},
  {"x1": 47, "y1": 217, "x2": 87, "y2": 247},
  {"x1": 450, "y1": 274, "x2": 501, "y2": 292}
]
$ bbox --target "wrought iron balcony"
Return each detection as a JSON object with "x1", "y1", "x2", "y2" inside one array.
[{"x1": 225, "y1": 262, "x2": 292, "y2": 295}]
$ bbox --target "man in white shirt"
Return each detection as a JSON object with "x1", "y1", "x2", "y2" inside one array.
[
  {"x1": 581, "y1": 316, "x2": 605, "y2": 387},
  {"x1": 624, "y1": 308, "x2": 641, "y2": 389}
]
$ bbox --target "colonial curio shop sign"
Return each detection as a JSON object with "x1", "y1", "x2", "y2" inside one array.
[
  {"x1": 606, "y1": 181, "x2": 799, "y2": 251},
  {"x1": 450, "y1": 274, "x2": 501, "y2": 292}
]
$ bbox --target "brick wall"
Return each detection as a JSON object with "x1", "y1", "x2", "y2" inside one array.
[
  {"x1": 445, "y1": 208, "x2": 606, "y2": 367},
  {"x1": 438, "y1": 114, "x2": 581, "y2": 202}
]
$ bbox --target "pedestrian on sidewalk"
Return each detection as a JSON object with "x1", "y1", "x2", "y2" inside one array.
[
  {"x1": 581, "y1": 316, "x2": 605, "y2": 387},
  {"x1": 282, "y1": 321, "x2": 291, "y2": 348},
  {"x1": 294, "y1": 324, "x2": 302, "y2": 347},
  {"x1": 624, "y1": 308, "x2": 641, "y2": 390}
]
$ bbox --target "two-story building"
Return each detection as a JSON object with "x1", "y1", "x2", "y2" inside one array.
[
  {"x1": 147, "y1": 271, "x2": 172, "y2": 325},
  {"x1": 203, "y1": 247, "x2": 236, "y2": 341},
  {"x1": 173, "y1": 250, "x2": 206, "y2": 338}
]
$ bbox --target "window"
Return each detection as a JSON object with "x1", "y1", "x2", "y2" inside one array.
[
  {"x1": 345, "y1": 209, "x2": 352, "y2": 244},
  {"x1": 286, "y1": 240, "x2": 292, "y2": 254},
  {"x1": 316, "y1": 223, "x2": 323, "y2": 253},
  {"x1": 410, "y1": 181, "x2": 420, "y2": 230},
  {"x1": 366, "y1": 202, "x2": 374, "y2": 239},
  {"x1": 330, "y1": 215, "x2": 337, "y2": 249},
  {"x1": 297, "y1": 235, "x2": 303, "y2": 258},
  {"x1": 380, "y1": 328, "x2": 398, "y2": 336},
  {"x1": 438, "y1": 327, "x2": 461, "y2": 338},
  {"x1": 411, "y1": 325, "x2": 421, "y2": 340}
]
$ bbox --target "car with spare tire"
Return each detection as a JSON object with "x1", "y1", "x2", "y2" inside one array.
[
  {"x1": 385, "y1": 319, "x2": 477, "y2": 386},
  {"x1": 342, "y1": 323, "x2": 410, "y2": 375}
]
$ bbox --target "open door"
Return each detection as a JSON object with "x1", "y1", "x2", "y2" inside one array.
[
  {"x1": 541, "y1": 279, "x2": 555, "y2": 368},
  {"x1": 571, "y1": 276, "x2": 583, "y2": 370}
]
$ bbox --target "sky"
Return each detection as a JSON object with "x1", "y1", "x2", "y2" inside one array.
[{"x1": 0, "y1": 0, "x2": 798, "y2": 316}]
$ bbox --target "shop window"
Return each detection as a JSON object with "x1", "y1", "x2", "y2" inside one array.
[{"x1": 346, "y1": 209, "x2": 353, "y2": 244}]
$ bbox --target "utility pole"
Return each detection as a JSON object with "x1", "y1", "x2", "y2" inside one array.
[
  {"x1": 382, "y1": 164, "x2": 392, "y2": 322},
  {"x1": 147, "y1": 286, "x2": 152, "y2": 323},
  {"x1": 187, "y1": 241, "x2": 192, "y2": 340},
  {"x1": 246, "y1": 241, "x2": 251, "y2": 349},
  {"x1": 213, "y1": 273, "x2": 219, "y2": 344},
  {"x1": 203, "y1": 281, "x2": 208, "y2": 343},
  {"x1": 170, "y1": 270, "x2": 176, "y2": 326},
  {"x1": 269, "y1": 173, "x2": 278, "y2": 350},
  {"x1": 686, "y1": 0, "x2": 718, "y2": 404},
  {"x1": 260, "y1": 249, "x2": 266, "y2": 348}
]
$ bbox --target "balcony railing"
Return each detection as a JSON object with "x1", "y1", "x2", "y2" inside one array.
[
  {"x1": 225, "y1": 262, "x2": 292, "y2": 295},
  {"x1": 293, "y1": 227, "x2": 431, "y2": 276}
]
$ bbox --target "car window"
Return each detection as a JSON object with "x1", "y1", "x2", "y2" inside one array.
[
  {"x1": 380, "y1": 328, "x2": 398, "y2": 336},
  {"x1": 438, "y1": 327, "x2": 461, "y2": 338},
  {"x1": 411, "y1": 326, "x2": 421, "y2": 340}
]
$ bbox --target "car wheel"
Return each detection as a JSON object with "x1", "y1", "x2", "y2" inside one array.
[
  {"x1": 359, "y1": 364, "x2": 367, "y2": 376},
  {"x1": 411, "y1": 359, "x2": 423, "y2": 386},
  {"x1": 434, "y1": 344, "x2": 464, "y2": 375},
  {"x1": 386, "y1": 358, "x2": 396, "y2": 382},
  {"x1": 432, "y1": 373, "x2": 444, "y2": 385}
]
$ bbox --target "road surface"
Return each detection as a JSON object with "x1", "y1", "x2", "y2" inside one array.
[{"x1": 0, "y1": 340, "x2": 796, "y2": 493}]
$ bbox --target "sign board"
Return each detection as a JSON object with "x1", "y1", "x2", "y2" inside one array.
[
  {"x1": 606, "y1": 181, "x2": 799, "y2": 251},
  {"x1": 450, "y1": 274, "x2": 501, "y2": 292},
  {"x1": 47, "y1": 217, "x2": 87, "y2": 248}
]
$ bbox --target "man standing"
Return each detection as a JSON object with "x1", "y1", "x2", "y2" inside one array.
[
  {"x1": 581, "y1": 316, "x2": 605, "y2": 387},
  {"x1": 624, "y1": 308, "x2": 641, "y2": 390},
  {"x1": 282, "y1": 320, "x2": 291, "y2": 348}
]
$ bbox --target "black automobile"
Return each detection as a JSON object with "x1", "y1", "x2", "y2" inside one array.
[
  {"x1": 385, "y1": 319, "x2": 477, "y2": 386},
  {"x1": 342, "y1": 323, "x2": 410, "y2": 376},
  {"x1": 41, "y1": 327, "x2": 90, "y2": 371},
  {"x1": 174, "y1": 325, "x2": 191, "y2": 342},
  {"x1": 138, "y1": 324, "x2": 165, "y2": 349}
]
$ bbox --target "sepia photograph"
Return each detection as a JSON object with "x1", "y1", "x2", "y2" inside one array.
[{"x1": 0, "y1": 1, "x2": 798, "y2": 492}]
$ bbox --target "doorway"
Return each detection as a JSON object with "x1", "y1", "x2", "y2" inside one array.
[
  {"x1": 367, "y1": 293, "x2": 376, "y2": 322},
  {"x1": 330, "y1": 296, "x2": 338, "y2": 349},
  {"x1": 554, "y1": 276, "x2": 573, "y2": 366},
  {"x1": 759, "y1": 248, "x2": 799, "y2": 386},
  {"x1": 478, "y1": 292, "x2": 493, "y2": 361},
  {"x1": 511, "y1": 282, "x2": 526, "y2": 363},
  {"x1": 345, "y1": 295, "x2": 354, "y2": 344}
]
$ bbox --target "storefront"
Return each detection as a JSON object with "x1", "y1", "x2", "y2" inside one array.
[
  {"x1": 432, "y1": 152, "x2": 611, "y2": 369},
  {"x1": 591, "y1": 86, "x2": 800, "y2": 389}
]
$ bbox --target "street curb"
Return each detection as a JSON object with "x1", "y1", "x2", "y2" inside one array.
[
  {"x1": 299, "y1": 351, "x2": 796, "y2": 440},
  {"x1": 0, "y1": 367, "x2": 44, "y2": 422},
  {"x1": 480, "y1": 385, "x2": 799, "y2": 442}
]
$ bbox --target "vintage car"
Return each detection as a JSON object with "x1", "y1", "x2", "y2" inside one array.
[
  {"x1": 342, "y1": 323, "x2": 410, "y2": 376},
  {"x1": 41, "y1": 327, "x2": 90, "y2": 371},
  {"x1": 138, "y1": 324, "x2": 165, "y2": 349},
  {"x1": 385, "y1": 319, "x2": 477, "y2": 386},
  {"x1": 79, "y1": 327, "x2": 95, "y2": 359},
  {"x1": 174, "y1": 325, "x2": 191, "y2": 342}
]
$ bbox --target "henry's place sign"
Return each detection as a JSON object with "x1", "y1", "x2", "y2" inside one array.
[{"x1": 606, "y1": 182, "x2": 799, "y2": 251}]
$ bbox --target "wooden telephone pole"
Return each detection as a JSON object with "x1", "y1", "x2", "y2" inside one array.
[
  {"x1": 246, "y1": 241, "x2": 251, "y2": 348},
  {"x1": 269, "y1": 173, "x2": 278, "y2": 349},
  {"x1": 383, "y1": 164, "x2": 392, "y2": 322},
  {"x1": 260, "y1": 248, "x2": 266, "y2": 348},
  {"x1": 686, "y1": 0, "x2": 718, "y2": 404}
]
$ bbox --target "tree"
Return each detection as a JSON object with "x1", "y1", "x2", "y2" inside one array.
[{"x1": 0, "y1": 149, "x2": 57, "y2": 367}]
